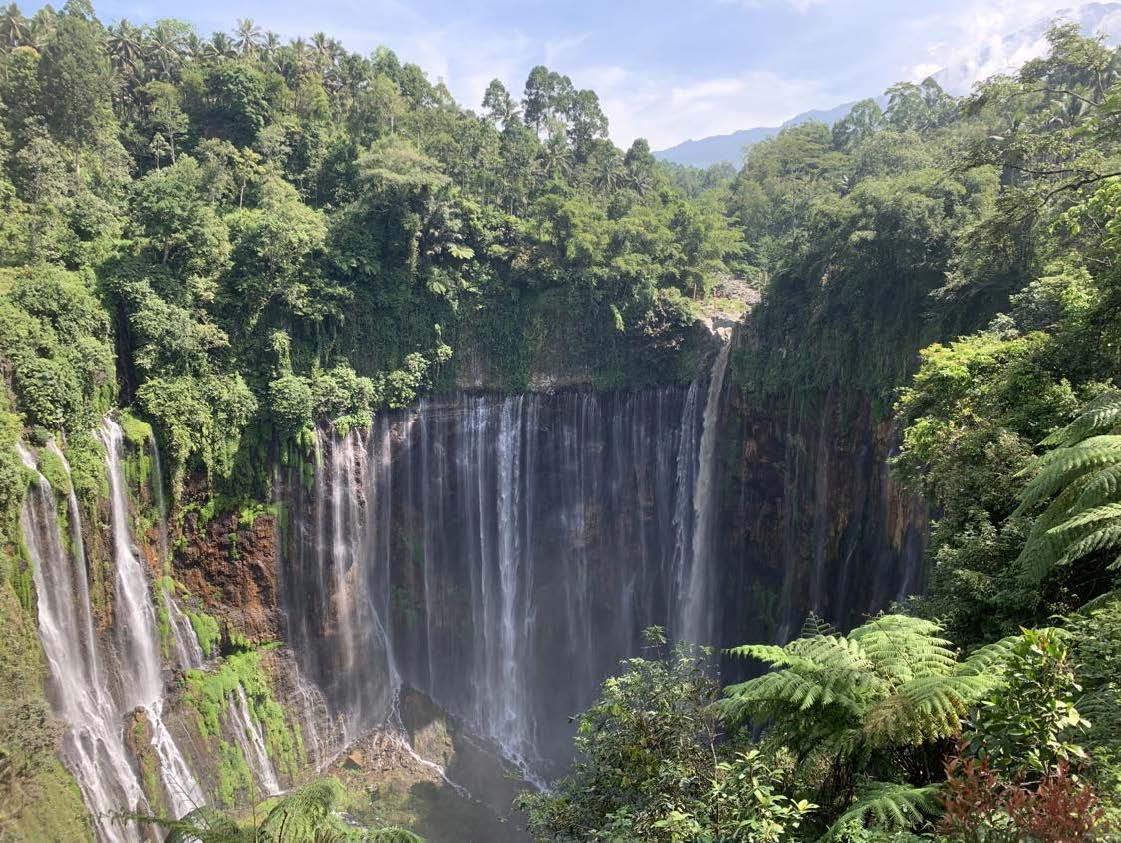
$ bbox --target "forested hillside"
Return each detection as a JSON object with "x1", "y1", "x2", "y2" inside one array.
[
  {"x1": 2, "y1": 1, "x2": 1121, "y2": 840},
  {"x1": 525, "y1": 23, "x2": 1121, "y2": 843},
  {"x1": 0, "y1": 0, "x2": 741, "y2": 500}
]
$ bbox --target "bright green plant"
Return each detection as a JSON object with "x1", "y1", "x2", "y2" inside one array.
[
  {"x1": 968, "y1": 628, "x2": 1088, "y2": 779},
  {"x1": 1016, "y1": 390, "x2": 1121, "y2": 583},
  {"x1": 519, "y1": 628, "x2": 809, "y2": 842},
  {"x1": 721, "y1": 615, "x2": 1017, "y2": 838},
  {"x1": 154, "y1": 778, "x2": 425, "y2": 842}
]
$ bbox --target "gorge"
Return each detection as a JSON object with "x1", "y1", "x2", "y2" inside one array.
[
  {"x1": 13, "y1": 323, "x2": 926, "y2": 839},
  {"x1": 9, "y1": 5, "x2": 1117, "y2": 839}
]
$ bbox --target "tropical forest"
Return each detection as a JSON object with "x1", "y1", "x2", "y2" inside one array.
[{"x1": 1, "y1": 0, "x2": 1121, "y2": 840}]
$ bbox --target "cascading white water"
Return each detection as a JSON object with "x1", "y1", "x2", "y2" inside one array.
[
  {"x1": 17, "y1": 443, "x2": 148, "y2": 842},
  {"x1": 680, "y1": 335, "x2": 733, "y2": 645},
  {"x1": 150, "y1": 437, "x2": 205, "y2": 669},
  {"x1": 281, "y1": 387, "x2": 707, "y2": 781},
  {"x1": 99, "y1": 418, "x2": 205, "y2": 818},
  {"x1": 275, "y1": 333, "x2": 926, "y2": 785},
  {"x1": 227, "y1": 684, "x2": 281, "y2": 797}
]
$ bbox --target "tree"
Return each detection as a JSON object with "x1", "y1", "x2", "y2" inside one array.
[
  {"x1": 201, "y1": 62, "x2": 272, "y2": 146},
  {"x1": 36, "y1": 0, "x2": 114, "y2": 175},
  {"x1": 832, "y1": 97, "x2": 884, "y2": 150},
  {"x1": 566, "y1": 88, "x2": 607, "y2": 157},
  {"x1": 129, "y1": 156, "x2": 232, "y2": 280},
  {"x1": 522, "y1": 65, "x2": 572, "y2": 136},
  {"x1": 722, "y1": 615, "x2": 1017, "y2": 837},
  {"x1": 517, "y1": 629, "x2": 812, "y2": 842},
  {"x1": 143, "y1": 80, "x2": 188, "y2": 166},
  {"x1": 233, "y1": 17, "x2": 261, "y2": 57},
  {"x1": 481, "y1": 78, "x2": 517, "y2": 127}
]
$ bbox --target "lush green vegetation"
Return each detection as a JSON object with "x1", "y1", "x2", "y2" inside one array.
[
  {"x1": 0, "y1": 0, "x2": 742, "y2": 502},
  {"x1": 502, "y1": 15, "x2": 1121, "y2": 843},
  {"x1": 0, "y1": 7, "x2": 738, "y2": 829},
  {"x1": 151, "y1": 777, "x2": 425, "y2": 842},
  {"x1": 4, "y1": 0, "x2": 1121, "y2": 839},
  {"x1": 527, "y1": 23, "x2": 1121, "y2": 843}
]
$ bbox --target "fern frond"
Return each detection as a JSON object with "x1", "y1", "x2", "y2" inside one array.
[
  {"x1": 1016, "y1": 436, "x2": 1121, "y2": 512},
  {"x1": 369, "y1": 830, "x2": 425, "y2": 843},
  {"x1": 1042, "y1": 389, "x2": 1121, "y2": 447},
  {"x1": 724, "y1": 643, "x2": 820, "y2": 671},
  {"x1": 823, "y1": 782, "x2": 942, "y2": 841},
  {"x1": 1047, "y1": 502, "x2": 1121, "y2": 533},
  {"x1": 163, "y1": 807, "x2": 248, "y2": 843},
  {"x1": 1073, "y1": 463, "x2": 1121, "y2": 510},
  {"x1": 955, "y1": 636, "x2": 1018, "y2": 677},
  {"x1": 800, "y1": 613, "x2": 839, "y2": 638},
  {"x1": 1056, "y1": 522, "x2": 1121, "y2": 566},
  {"x1": 849, "y1": 615, "x2": 955, "y2": 682}
]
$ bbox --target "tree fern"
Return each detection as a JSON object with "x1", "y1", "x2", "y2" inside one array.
[
  {"x1": 1016, "y1": 392, "x2": 1121, "y2": 582},
  {"x1": 152, "y1": 778, "x2": 426, "y2": 843},
  {"x1": 822, "y1": 782, "x2": 942, "y2": 841},
  {"x1": 1041, "y1": 388, "x2": 1121, "y2": 447},
  {"x1": 721, "y1": 615, "x2": 1011, "y2": 758}
]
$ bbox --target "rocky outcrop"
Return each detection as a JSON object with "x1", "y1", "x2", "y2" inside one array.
[{"x1": 175, "y1": 509, "x2": 281, "y2": 642}]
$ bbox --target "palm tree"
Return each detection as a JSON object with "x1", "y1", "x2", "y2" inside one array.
[
  {"x1": 0, "y1": 4, "x2": 30, "y2": 49},
  {"x1": 107, "y1": 20, "x2": 144, "y2": 80},
  {"x1": 184, "y1": 31, "x2": 203, "y2": 61},
  {"x1": 234, "y1": 18, "x2": 261, "y2": 57},
  {"x1": 290, "y1": 37, "x2": 313, "y2": 76},
  {"x1": 26, "y1": 8, "x2": 54, "y2": 50},
  {"x1": 145, "y1": 21, "x2": 185, "y2": 81},
  {"x1": 311, "y1": 31, "x2": 340, "y2": 74},
  {"x1": 261, "y1": 31, "x2": 282, "y2": 70}
]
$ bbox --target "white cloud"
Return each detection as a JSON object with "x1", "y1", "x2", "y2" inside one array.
[
  {"x1": 908, "y1": 62, "x2": 944, "y2": 81},
  {"x1": 590, "y1": 67, "x2": 829, "y2": 148},
  {"x1": 906, "y1": 1, "x2": 1121, "y2": 93}
]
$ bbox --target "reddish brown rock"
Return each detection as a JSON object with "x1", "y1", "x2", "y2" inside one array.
[{"x1": 175, "y1": 508, "x2": 281, "y2": 642}]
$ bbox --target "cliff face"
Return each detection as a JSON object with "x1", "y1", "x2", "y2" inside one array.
[
  {"x1": 175, "y1": 507, "x2": 282, "y2": 643},
  {"x1": 715, "y1": 384, "x2": 928, "y2": 653},
  {"x1": 14, "y1": 310, "x2": 930, "y2": 840},
  {"x1": 167, "y1": 314, "x2": 929, "y2": 779}
]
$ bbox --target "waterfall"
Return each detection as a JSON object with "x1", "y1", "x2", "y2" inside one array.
[
  {"x1": 279, "y1": 355, "x2": 921, "y2": 782},
  {"x1": 680, "y1": 336, "x2": 733, "y2": 645},
  {"x1": 150, "y1": 436, "x2": 204, "y2": 669},
  {"x1": 99, "y1": 418, "x2": 205, "y2": 818},
  {"x1": 17, "y1": 444, "x2": 148, "y2": 842},
  {"x1": 281, "y1": 387, "x2": 706, "y2": 779},
  {"x1": 227, "y1": 684, "x2": 281, "y2": 796}
]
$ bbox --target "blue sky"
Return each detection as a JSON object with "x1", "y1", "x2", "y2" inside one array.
[{"x1": 26, "y1": 0, "x2": 1121, "y2": 147}]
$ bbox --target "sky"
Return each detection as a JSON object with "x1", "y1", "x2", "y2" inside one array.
[{"x1": 25, "y1": 0, "x2": 1121, "y2": 149}]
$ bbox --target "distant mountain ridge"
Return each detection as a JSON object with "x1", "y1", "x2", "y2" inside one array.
[
  {"x1": 655, "y1": 1, "x2": 1121, "y2": 169},
  {"x1": 653, "y1": 101, "x2": 862, "y2": 169}
]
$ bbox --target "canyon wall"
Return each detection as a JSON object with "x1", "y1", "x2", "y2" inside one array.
[{"x1": 13, "y1": 320, "x2": 928, "y2": 839}]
